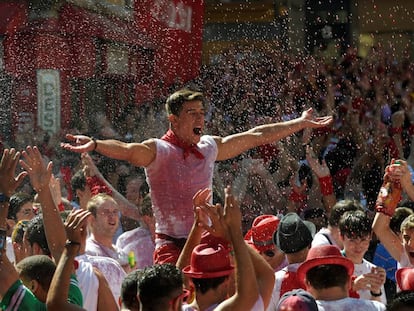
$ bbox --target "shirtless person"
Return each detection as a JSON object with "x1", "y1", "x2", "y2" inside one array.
[{"x1": 61, "y1": 88, "x2": 333, "y2": 264}]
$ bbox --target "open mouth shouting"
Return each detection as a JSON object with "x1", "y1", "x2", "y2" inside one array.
[{"x1": 193, "y1": 127, "x2": 202, "y2": 135}]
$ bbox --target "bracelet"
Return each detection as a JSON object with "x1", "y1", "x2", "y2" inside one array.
[
  {"x1": 370, "y1": 290, "x2": 382, "y2": 297},
  {"x1": 65, "y1": 240, "x2": 81, "y2": 247},
  {"x1": 91, "y1": 137, "x2": 98, "y2": 151}
]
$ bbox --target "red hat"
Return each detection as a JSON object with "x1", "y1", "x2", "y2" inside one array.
[
  {"x1": 182, "y1": 243, "x2": 234, "y2": 279},
  {"x1": 245, "y1": 215, "x2": 280, "y2": 252},
  {"x1": 277, "y1": 289, "x2": 318, "y2": 311},
  {"x1": 396, "y1": 268, "x2": 414, "y2": 291},
  {"x1": 200, "y1": 231, "x2": 230, "y2": 250},
  {"x1": 297, "y1": 245, "x2": 354, "y2": 283}
]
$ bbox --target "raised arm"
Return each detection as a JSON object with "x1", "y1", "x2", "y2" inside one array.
[
  {"x1": 217, "y1": 187, "x2": 259, "y2": 311},
  {"x1": 61, "y1": 134, "x2": 156, "y2": 167},
  {"x1": 245, "y1": 244, "x2": 275, "y2": 309},
  {"x1": 46, "y1": 209, "x2": 90, "y2": 311},
  {"x1": 215, "y1": 108, "x2": 333, "y2": 161},
  {"x1": 372, "y1": 161, "x2": 406, "y2": 262},
  {"x1": 20, "y1": 146, "x2": 66, "y2": 262},
  {"x1": 0, "y1": 149, "x2": 26, "y2": 299},
  {"x1": 81, "y1": 153, "x2": 140, "y2": 220},
  {"x1": 306, "y1": 145, "x2": 336, "y2": 214},
  {"x1": 176, "y1": 188, "x2": 212, "y2": 272}
]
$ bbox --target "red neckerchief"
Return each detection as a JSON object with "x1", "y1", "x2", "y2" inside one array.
[{"x1": 161, "y1": 129, "x2": 204, "y2": 160}]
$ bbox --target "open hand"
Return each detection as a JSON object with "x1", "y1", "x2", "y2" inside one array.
[{"x1": 61, "y1": 134, "x2": 95, "y2": 153}]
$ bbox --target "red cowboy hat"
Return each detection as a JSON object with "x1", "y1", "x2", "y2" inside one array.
[
  {"x1": 396, "y1": 268, "x2": 414, "y2": 291},
  {"x1": 244, "y1": 215, "x2": 280, "y2": 252},
  {"x1": 200, "y1": 231, "x2": 230, "y2": 250},
  {"x1": 182, "y1": 243, "x2": 234, "y2": 279},
  {"x1": 297, "y1": 245, "x2": 354, "y2": 283}
]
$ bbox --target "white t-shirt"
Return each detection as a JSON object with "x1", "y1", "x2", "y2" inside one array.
[
  {"x1": 75, "y1": 258, "x2": 99, "y2": 311},
  {"x1": 266, "y1": 263, "x2": 302, "y2": 311},
  {"x1": 116, "y1": 226, "x2": 155, "y2": 269},
  {"x1": 353, "y1": 258, "x2": 387, "y2": 304},
  {"x1": 317, "y1": 297, "x2": 385, "y2": 311},
  {"x1": 77, "y1": 253, "x2": 126, "y2": 303},
  {"x1": 312, "y1": 227, "x2": 340, "y2": 248}
]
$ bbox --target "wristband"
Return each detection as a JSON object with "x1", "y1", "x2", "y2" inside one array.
[
  {"x1": 319, "y1": 175, "x2": 334, "y2": 196},
  {"x1": 91, "y1": 137, "x2": 98, "y2": 151},
  {"x1": 370, "y1": 290, "x2": 382, "y2": 297},
  {"x1": 58, "y1": 202, "x2": 65, "y2": 212}
]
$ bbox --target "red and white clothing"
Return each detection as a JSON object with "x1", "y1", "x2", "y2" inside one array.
[
  {"x1": 266, "y1": 263, "x2": 303, "y2": 311},
  {"x1": 145, "y1": 136, "x2": 218, "y2": 247},
  {"x1": 77, "y1": 253, "x2": 126, "y2": 303},
  {"x1": 312, "y1": 228, "x2": 340, "y2": 248}
]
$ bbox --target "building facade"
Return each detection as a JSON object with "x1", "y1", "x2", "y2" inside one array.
[{"x1": 0, "y1": 0, "x2": 205, "y2": 141}]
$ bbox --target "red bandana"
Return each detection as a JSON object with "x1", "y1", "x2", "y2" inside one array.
[{"x1": 161, "y1": 129, "x2": 205, "y2": 160}]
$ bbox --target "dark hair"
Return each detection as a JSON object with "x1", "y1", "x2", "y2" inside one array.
[
  {"x1": 339, "y1": 210, "x2": 372, "y2": 239},
  {"x1": 26, "y1": 215, "x2": 50, "y2": 256},
  {"x1": 138, "y1": 264, "x2": 183, "y2": 309},
  {"x1": 165, "y1": 89, "x2": 205, "y2": 116},
  {"x1": 328, "y1": 199, "x2": 364, "y2": 227},
  {"x1": 140, "y1": 194, "x2": 153, "y2": 217},
  {"x1": 304, "y1": 207, "x2": 327, "y2": 220},
  {"x1": 306, "y1": 264, "x2": 349, "y2": 290},
  {"x1": 71, "y1": 169, "x2": 86, "y2": 201},
  {"x1": 387, "y1": 290, "x2": 414, "y2": 311},
  {"x1": 192, "y1": 276, "x2": 228, "y2": 295},
  {"x1": 121, "y1": 269, "x2": 143, "y2": 310},
  {"x1": 390, "y1": 207, "x2": 413, "y2": 234},
  {"x1": 8, "y1": 192, "x2": 33, "y2": 221},
  {"x1": 16, "y1": 255, "x2": 56, "y2": 292}
]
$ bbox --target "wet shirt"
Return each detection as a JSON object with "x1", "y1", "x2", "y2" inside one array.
[
  {"x1": 116, "y1": 226, "x2": 155, "y2": 269},
  {"x1": 145, "y1": 136, "x2": 218, "y2": 242},
  {"x1": 316, "y1": 297, "x2": 385, "y2": 311}
]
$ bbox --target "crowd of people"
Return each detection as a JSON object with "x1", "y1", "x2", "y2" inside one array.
[{"x1": 0, "y1": 41, "x2": 414, "y2": 311}]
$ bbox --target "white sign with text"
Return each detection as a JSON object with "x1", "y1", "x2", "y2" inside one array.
[{"x1": 37, "y1": 69, "x2": 61, "y2": 134}]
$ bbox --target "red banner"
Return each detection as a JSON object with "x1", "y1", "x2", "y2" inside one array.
[{"x1": 135, "y1": 0, "x2": 205, "y2": 86}]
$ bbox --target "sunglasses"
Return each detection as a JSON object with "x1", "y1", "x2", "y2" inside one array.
[{"x1": 263, "y1": 250, "x2": 276, "y2": 258}]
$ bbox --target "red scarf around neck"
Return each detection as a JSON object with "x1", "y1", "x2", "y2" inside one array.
[{"x1": 161, "y1": 129, "x2": 205, "y2": 160}]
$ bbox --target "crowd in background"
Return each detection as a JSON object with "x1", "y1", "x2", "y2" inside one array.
[{"x1": 1, "y1": 41, "x2": 414, "y2": 310}]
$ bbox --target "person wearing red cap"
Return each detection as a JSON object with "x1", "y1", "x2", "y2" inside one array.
[
  {"x1": 297, "y1": 245, "x2": 386, "y2": 311},
  {"x1": 244, "y1": 215, "x2": 287, "y2": 271},
  {"x1": 178, "y1": 187, "x2": 275, "y2": 310},
  {"x1": 61, "y1": 88, "x2": 333, "y2": 264}
]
